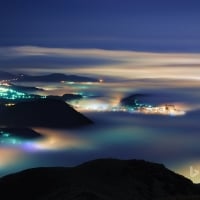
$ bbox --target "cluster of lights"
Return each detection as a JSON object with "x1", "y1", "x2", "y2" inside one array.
[
  {"x1": 123, "y1": 99, "x2": 152, "y2": 110},
  {"x1": 124, "y1": 104, "x2": 185, "y2": 116},
  {"x1": 85, "y1": 104, "x2": 109, "y2": 111},
  {"x1": 0, "y1": 82, "x2": 11, "y2": 87},
  {"x1": 0, "y1": 131, "x2": 21, "y2": 145},
  {"x1": 72, "y1": 98, "x2": 185, "y2": 116},
  {"x1": 0, "y1": 86, "x2": 33, "y2": 100},
  {"x1": 0, "y1": 86, "x2": 46, "y2": 101},
  {"x1": 121, "y1": 100, "x2": 185, "y2": 116},
  {"x1": 5, "y1": 103, "x2": 15, "y2": 107}
]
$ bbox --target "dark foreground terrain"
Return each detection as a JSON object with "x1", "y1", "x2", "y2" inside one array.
[
  {"x1": 0, "y1": 99, "x2": 92, "y2": 128},
  {"x1": 0, "y1": 159, "x2": 200, "y2": 200}
]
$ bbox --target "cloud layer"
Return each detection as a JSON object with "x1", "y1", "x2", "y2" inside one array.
[{"x1": 0, "y1": 46, "x2": 200, "y2": 82}]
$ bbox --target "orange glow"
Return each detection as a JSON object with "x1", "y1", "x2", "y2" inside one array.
[
  {"x1": 0, "y1": 148, "x2": 24, "y2": 168},
  {"x1": 32, "y1": 128, "x2": 91, "y2": 150}
]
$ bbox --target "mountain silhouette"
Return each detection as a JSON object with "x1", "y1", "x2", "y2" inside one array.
[
  {"x1": 0, "y1": 71, "x2": 98, "y2": 83},
  {"x1": 0, "y1": 159, "x2": 199, "y2": 200},
  {"x1": 16, "y1": 73, "x2": 98, "y2": 82},
  {"x1": 0, "y1": 99, "x2": 92, "y2": 128},
  {"x1": 121, "y1": 93, "x2": 150, "y2": 107},
  {"x1": 47, "y1": 93, "x2": 83, "y2": 101}
]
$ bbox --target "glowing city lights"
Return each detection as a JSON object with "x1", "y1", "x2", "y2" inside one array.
[
  {"x1": 0, "y1": 131, "x2": 22, "y2": 145},
  {"x1": 0, "y1": 86, "x2": 31, "y2": 100},
  {"x1": 0, "y1": 85, "x2": 46, "y2": 101},
  {"x1": 71, "y1": 99, "x2": 185, "y2": 116}
]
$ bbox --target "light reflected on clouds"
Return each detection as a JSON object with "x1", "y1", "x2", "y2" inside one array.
[
  {"x1": 31, "y1": 128, "x2": 92, "y2": 151},
  {"x1": 1, "y1": 46, "x2": 200, "y2": 82},
  {"x1": 0, "y1": 148, "x2": 24, "y2": 168},
  {"x1": 0, "y1": 46, "x2": 200, "y2": 183}
]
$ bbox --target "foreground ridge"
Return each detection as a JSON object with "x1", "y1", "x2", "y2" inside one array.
[{"x1": 0, "y1": 158, "x2": 200, "y2": 200}]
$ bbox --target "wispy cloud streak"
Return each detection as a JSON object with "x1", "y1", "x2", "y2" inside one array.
[{"x1": 0, "y1": 46, "x2": 200, "y2": 81}]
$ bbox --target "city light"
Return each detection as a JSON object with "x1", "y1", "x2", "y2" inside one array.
[
  {"x1": 0, "y1": 85, "x2": 46, "y2": 101},
  {"x1": 0, "y1": 131, "x2": 22, "y2": 145},
  {"x1": 70, "y1": 98, "x2": 186, "y2": 116},
  {"x1": 0, "y1": 86, "x2": 31, "y2": 100}
]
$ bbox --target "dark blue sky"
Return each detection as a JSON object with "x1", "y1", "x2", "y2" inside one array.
[{"x1": 1, "y1": 0, "x2": 200, "y2": 52}]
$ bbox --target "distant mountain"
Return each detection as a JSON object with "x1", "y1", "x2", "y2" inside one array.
[
  {"x1": 0, "y1": 71, "x2": 98, "y2": 83},
  {"x1": 120, "y1": 93, "x2": 154, "y2": 108},
  {"x1": 0, "y1": 128, "x2": 42, "y2": 139},
  {"x1": 0, "y1": 159, "x2": 199, "y2": 200},
  {"x1": 47, "y1": 93, "x2": 100, "y2": 102},
  {"x1": 47, "y1": 93, "x2": 83, "y2": 101},
  {"x1": 0, "y1": 99, "x2": 93, "y2": 128},
  {"x1": 15, "y1": 73, "x2": 98, "y2": 82}
]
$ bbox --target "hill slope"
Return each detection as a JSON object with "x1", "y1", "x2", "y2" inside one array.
[
  {"x1": 16, "y1": 73, "x2": 98, "y2": 82},
  {"x1": 0, "y1": 99, "x2": 92, "y2": 128},
  {"x1": 0, "y1": 159, "x2": 200, "y2": 200}
]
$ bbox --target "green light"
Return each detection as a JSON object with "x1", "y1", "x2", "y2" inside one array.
[
  {"x1": 0, "y1": 86, "x2": 46, "y2": 101},
  {"x1": 0, "y1": 132, "x2": 22, "y2": 145},
  {"x1": 0, "y1": 86, "x2": 29, "y2": 100},
  {"x1": 3, "y1": 133, "x2": 10, "y2": 137}
]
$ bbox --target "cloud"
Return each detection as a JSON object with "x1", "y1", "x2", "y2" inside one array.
[
  {"x1": 0, "y1": 46, "x2": 200, "y2": 81},
  {"x1": 0, "y1": 46, "x2": 136, "y2": 59}
]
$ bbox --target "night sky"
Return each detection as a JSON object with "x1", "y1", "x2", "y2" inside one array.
[{"x1": 1, "y1": 0, "x2": 200, "y2": 52}]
